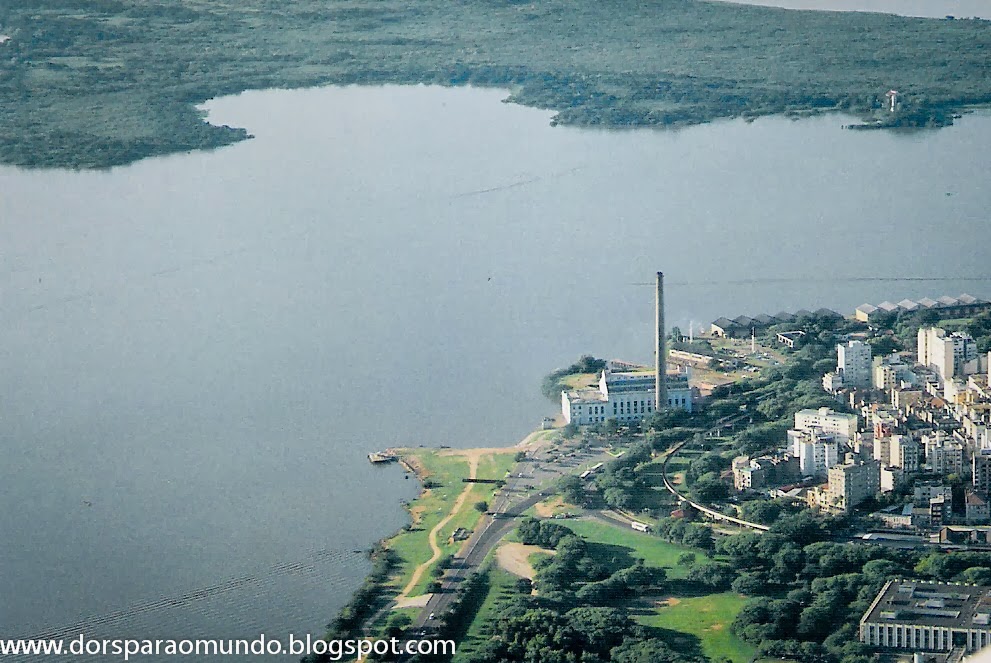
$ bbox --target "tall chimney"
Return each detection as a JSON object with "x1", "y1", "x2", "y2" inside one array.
[{"x1": 655, "y1": 271, "x2": 667, "y2": 410}]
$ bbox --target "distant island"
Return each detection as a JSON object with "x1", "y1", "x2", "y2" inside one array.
[{"x1": 1, "y1": 0, "x2": 990, "y2": 168}]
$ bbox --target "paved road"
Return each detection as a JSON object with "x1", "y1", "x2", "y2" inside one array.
[
  {"x1": 408, "y1": 492, "x2": 544, "y2": 632},
  {"x1": 404, "y1": 437, "x2": 619, "y2": 636}
]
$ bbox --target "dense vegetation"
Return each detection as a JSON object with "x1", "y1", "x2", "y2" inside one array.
[
  {"x1": 2, "y1": 1, "x2": 991, "y2": 168},
  {"x1": 870, "y1": 307, "x2": 991, "y2": 353},
  {"x1": 455, "y1": 530, "x2": 694, "y2": 663},
  {"x1": 541, "y1": 355, "x2": 607, "y2": 401}
]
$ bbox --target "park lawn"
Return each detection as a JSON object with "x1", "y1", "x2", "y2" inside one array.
[
  {"x1": 451, "y1": 566, "x2": 520, "y2": 662},
  {"x1": 402, "y1": 450, "x2": 516, "y2": 597},
  {"x1": 637, "y1": 593, "x2": 756, "y2": 663},
  {"x1": 382, "y1": 451, "x2": 471, "y2": 596},
  {"x1": 437, "y1": 452, "x2": 515, "y2": 545},
  {"x1": 559, "y1": 520, "x2": 699, "y2": 580}
]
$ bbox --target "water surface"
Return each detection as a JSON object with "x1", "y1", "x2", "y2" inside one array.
[{"x1": 1, "y1": 84, "x2": 988, "y2": 654}]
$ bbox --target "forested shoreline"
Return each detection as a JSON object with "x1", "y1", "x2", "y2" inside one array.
[{"x1": 2, "y1": 0, "x2": 991, "y2": 168}]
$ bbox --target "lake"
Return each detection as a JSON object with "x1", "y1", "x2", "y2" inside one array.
[{"x1": 1, "y1": 83, "x2": 988, "y2": 657}]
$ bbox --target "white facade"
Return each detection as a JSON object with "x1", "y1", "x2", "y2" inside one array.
[
  {"x1": 919, "y1": 327, "x2": 978, "y2": 382},
  {"x1": 874, "y1": 434, "x2": 919, "y2": 472},
  {"x1": 837, "y1": 340, "x2": 872, "y2": 389},
  {"x1": 789, "y1": 428, "x2": 839, "y2": 477},
  {"x1": 795, "y1": 407, "x2": 858, "y2": 444},
  {"x1": 861, "y1": 581, "x2": 991, "y2": 653},
  {"x1": 873, "y1": 353, "x2": 917, "y2": 391},
  {"x1": 822, "y1": 371, "x2": 844, "y2": 393},
  {"x1": 561, "y1": 368, "x2": 693, "y2": 425},
  {"x1": 923, "y1": 432, "x2": 965, "y2": 475}
]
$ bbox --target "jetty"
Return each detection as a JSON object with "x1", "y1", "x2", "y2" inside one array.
[{"x1": 368, "y1": 451, "x2": 397, "y2": 464}]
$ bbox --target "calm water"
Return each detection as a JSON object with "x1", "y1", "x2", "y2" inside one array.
[
  {"x1": 720, "y1": 0, "x2": 990, "y2": 18},
  {"x1": 1, "y1": 84, "x2": 989, "y2": 653}
]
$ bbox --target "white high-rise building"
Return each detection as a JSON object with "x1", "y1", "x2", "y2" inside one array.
[
  {"x1": 918, "y1": 327, "x2": 978, "y2": 382},
  {"x1": 789, "y1": 428, "x2": 839, "y2": 477},
  {"x1": 794, "y1": 407, "x2": 858, "y2": 444},
  {"x1": 837, "y1": 340, "x2": 872, "y2": 389}
]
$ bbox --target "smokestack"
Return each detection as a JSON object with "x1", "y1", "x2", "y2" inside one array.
[{"x1": 656, "y1": 271, "x2": 667, "y2": 411}]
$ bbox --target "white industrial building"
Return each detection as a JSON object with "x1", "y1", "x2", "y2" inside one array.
[
  {"x1": 861, "y1": 580, "x2": 991, "y2": 653},
  {"x1": 560, "y1": 272, "x2": 694, "y2": 427},
  {"x1": 562, "y1": 368, "x2": 693, "y2": 425}
]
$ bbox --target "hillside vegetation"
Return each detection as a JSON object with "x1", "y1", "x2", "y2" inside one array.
[{"x1": 1, "y1": 0, "x2": 990, "y2": 168}]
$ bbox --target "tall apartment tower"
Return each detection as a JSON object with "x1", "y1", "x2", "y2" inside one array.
[
  {"x1": 655, "y1": 271, "x2": 668, "y2": 410},
  {"x1": 837, "y1": 340, "x2": 872, "y2": 389}
]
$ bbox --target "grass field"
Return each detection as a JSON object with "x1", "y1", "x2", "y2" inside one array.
[
  {"x1": 559, "y1": 519, "x2": 700, "y2": 580},
  {"x1": 2, "y1": 1, "x2": 990, "y2": 168},
  {"x1": 636, "y1": 593, "x2": 756, "y2": 663},
  {"x1": 561, "y1": 519, "x2": 754, "y2": 661},
  {"x1": 381, "y1": 449, "x2": 514, "y2": 598}
]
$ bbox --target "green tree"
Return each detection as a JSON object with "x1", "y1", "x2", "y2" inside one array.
[
  {"x1": 610, "y1": 639, "x2": 685, "y2": 663},
  {"x1": 686, "y1": 562, "x2": 735, "y2": 590},
  {"x1": 384, "y1": 613, "x2": 411, "y2": 639},
  {"x1": 732, "y1": 571, "x2": 770, "y2": 596},
  {"x1": 958, "y1": 567, "x2": 991, "y2": 585},
  {"x1": 682, "y1": 524, "x2": 715, "y2": 552}
]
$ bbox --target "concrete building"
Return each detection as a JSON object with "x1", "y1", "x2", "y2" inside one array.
[
  {"x1": 880, "y1": 466, "x2": 902, "y2": 493},
  {"x1": 890, "y1": 435, "x2": 920, "y2": 473},
  {"x1": 966, "y1": 491, "x2": 990, "y2": 525},
  {"x1": 561, "y1": 271, "x2": 692, "y2": 426},
  {"x1": 975, "y1": 451, "x2": 991, "y2": 498},
  {"x1": 919, "y1": 327, "x2": 979, "y2": 383},
  {"x1": 924, "y1": 432, "x2": 966, "y2": 476},
  {"x1": 874, "y1": 353, "x2": 918, "y2": 391},
  {"x1": 838, "y1": 340, "x2": 873, "y2": 389},
  {"x1": 733, "y1": 454, "x2": 800, "y2": 491},
  {"x1": 824, "y1": 458, "x2": 880, "y2": 512},
  {"x1": 915, "y1": 483, "x2": 954, "y2": 511},
  {"x1": 874, "y1": 434, "x2": 917, "y2": 475},
  {"x1": 789, "y1": 428, "x2": 839, "y2": 477},
  {"x1": 561, "y1": 368, "x2": 693, "y2": 425},
  {"x1": 860, "y1": 580, "x2": 991, "y2": 653},
  {"x1": 795, "y1": 407, "x2": 858, "y2": 444},
  {"x1": 822, "y1": 371, "x2": 845, "y2": 393}
]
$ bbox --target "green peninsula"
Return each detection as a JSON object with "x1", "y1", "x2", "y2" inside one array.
[{"x1": 2, "y1": 0, "x2": 990, "y2": 168}]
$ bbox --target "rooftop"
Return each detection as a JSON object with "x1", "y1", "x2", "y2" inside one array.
[
  {"x1": 565, "y1": 388, "x2": 606, "y2": 404},
  {"x1": 863, "y1": 580, "x2": 991, "y2": 629},
  {"x1": 860, "y1": 294, "x2": 988, "y2": 315},
  {"x1": 710, "y1": 308, "x2": 840, "y2": 328}
]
